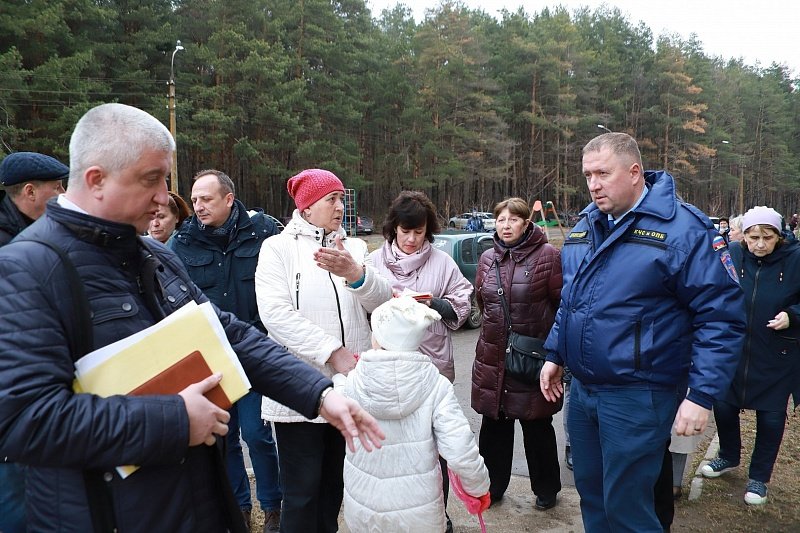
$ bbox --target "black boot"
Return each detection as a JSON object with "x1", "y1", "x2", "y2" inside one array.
[{"x1": 240, "y1": 508, "x2": 251, "y2": 533}]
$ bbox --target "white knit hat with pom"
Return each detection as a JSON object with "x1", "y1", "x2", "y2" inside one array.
[{"x1": 371, "y1": 296, "x2": 441, "y2": 351}]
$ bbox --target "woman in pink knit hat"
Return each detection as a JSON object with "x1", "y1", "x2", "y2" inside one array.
[{"x1": 255, "y1": 169, "x2": 392, "y2": 532}]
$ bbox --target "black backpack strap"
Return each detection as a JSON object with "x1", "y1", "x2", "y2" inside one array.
[
  {"x1": 23, "y1": 238, "x2": 115, "y2": 533},
  {"x1": 26, "y1": 238, "x2": 93, "y2": 357}
]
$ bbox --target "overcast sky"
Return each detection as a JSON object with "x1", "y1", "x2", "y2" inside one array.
[{"x1": 366, "y1": 0, "x2": 799, "y2": 75}]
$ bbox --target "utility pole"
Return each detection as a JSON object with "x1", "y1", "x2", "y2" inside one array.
[{"x1": 168, "y1": 40, "x2": 184, "y2": 195}]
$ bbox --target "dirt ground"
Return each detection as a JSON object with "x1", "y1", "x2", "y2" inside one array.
[
  {"x1": 248, "y1": 409, "x2": 799, "y2": 533},
  {"x1": 671, "y1": 406, "x2": 800, "y2": 532}
]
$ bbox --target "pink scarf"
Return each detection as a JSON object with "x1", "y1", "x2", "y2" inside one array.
[{"x1": 380, "y1": 239, "x2": 432, "y2": 279}]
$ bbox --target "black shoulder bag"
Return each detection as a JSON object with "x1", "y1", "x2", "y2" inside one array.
[{"x1": 494, "y1": 259, "x2": 547, "y2": 384}]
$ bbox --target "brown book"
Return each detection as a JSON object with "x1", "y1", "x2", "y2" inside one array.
[{"x1": 129, "y1": 350, "x2": 232, "y2": 409}]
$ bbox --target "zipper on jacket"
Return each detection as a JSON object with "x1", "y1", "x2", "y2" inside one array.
[
  {"x1": 295, "y1": 272, "x2": 301, "y2": 310},
  {"x1": 329, "y1": 272, "x2": 346, "y2": 347},
  {"x1": 739, "y1": 259, "x2": 762, "y2": 404},
  {"x1": 633, "y1": 319, "x2": 642, "y2": 370}
]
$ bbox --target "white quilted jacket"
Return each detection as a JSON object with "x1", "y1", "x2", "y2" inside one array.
[
  {"x1": 334, "y1": 349, "x2": 490, "y2": 532},
  {"x1": 256, "y1": 210, "x2": 392, "y2": 423}
]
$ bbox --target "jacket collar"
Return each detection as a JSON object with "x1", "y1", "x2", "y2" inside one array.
[
  {"x1": 580, "y1": 170, "x2": 678, "y2": 225},
  {"x1": 492, "y1": 222, "x2": 547, "y2": 262},
  {"x1": 742, "y1": 237, "x2": 799, "y2": 265},
  {"x1": 45, "y1": 201, "x2": 140, "y2": 253},
  {"x1": 0, "y1": 191, "x2": 28, "y2": 236},
  {"x1": 180, "y1": 198, "x2": 256, "y2": 245},
  {"x1": 284, "y1": 209, "x2": 346, "y2": 247},
  {"x1": 381, "y1": 239, "x2": 432, "y2": 278}
]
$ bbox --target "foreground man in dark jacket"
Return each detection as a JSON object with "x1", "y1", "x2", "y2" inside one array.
[
  {"x1": 0, "y1": 103, "x2": 383, "y2": 532},
  {"x1": 540, "y1": 132, "x2": 745, "y2": 533}
]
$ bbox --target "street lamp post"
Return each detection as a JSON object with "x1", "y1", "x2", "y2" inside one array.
[
  {"x1": 597, "y1": 124, "x2": 612, "y2": 133},
  {"x1": 168, "y1": 40, "x2": 184, "y2": 195}
]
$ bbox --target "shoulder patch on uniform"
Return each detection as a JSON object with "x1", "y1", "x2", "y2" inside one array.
[
  {"x1": 631, "y1": 228, "x2": 667, "y2": 241},
  {"x1": 712, "y1": 235, "x2": 727, "y2": 251},
  {"x1": 568, "y1": 231, "x2": 587, "y2": 239},
  {"x1": 719, "y1": 248, "x2": 739, "y2": 283}
]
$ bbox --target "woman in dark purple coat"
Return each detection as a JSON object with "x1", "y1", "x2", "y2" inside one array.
[{"x1": 471, "y1": 197, "x2": 563, "y2": 511}]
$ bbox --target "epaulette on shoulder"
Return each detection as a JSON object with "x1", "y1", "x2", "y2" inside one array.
[{"x1": 681, "y1": 202, "x2": 715, "y2": 230}]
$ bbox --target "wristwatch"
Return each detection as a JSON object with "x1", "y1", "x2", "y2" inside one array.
[{"x1": 316, "y1": 386, "x2": 333, "y2": 417}]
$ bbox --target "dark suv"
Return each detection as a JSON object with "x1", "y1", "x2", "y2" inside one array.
[{"x1": 432, "y1": 231, "x2": 495, "y2": 328}]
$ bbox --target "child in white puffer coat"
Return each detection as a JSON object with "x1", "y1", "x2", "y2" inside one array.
[{"x1": 333, "y1": 296, "x2": 490, "y2": 532}]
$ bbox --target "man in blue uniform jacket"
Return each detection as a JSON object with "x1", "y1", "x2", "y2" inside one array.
[
  {"x1": 540, "y1": 132, "x2": 745, "y2": 532},
  {"x1": 0, "y1": 103, "x2": 383, "y2": 533}
]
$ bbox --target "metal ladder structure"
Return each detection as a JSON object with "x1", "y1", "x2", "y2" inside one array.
[{"x1": 343, "y1": 188, "x2": 357, "y2": 236}]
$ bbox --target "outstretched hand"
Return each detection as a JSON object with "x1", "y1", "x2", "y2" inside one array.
[
  {"x1": 319, "y1": 389, "x2": 385, "y2": 452},
  {"x1": 313, "y1": 234, "x2": 363, "y2": 282},
  {"x1": 539, "y1": 362, "x2": 564, "y2": 403},
  {"x1": 179, "y1": 373, "x2": 230, "y2": 446}
]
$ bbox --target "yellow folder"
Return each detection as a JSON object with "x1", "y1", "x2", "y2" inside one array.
[{"x1": 73, "y1": 300, "x2": 251, "y2": 478}]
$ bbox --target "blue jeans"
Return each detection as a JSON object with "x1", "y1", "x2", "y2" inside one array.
[
  {"x1": 569, "y1": 379, "x2": 676, "y2": 533},
  {"x1": 0, "y1": 462, "x2": 26, "y2": 533},
  {"x1": 225, "y1": 391, "x2": 282, "y2": 511},
  {"x1": 714, "y1": 399, "x2": 787, "y2": 483}
]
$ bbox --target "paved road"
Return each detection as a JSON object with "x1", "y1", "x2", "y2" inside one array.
[
  {"x1": 450, "y1": 326, "x2": 574, "y2": 488},
  {"x1": 437, "y1": 325, "x2": 585, "y2": 532}
]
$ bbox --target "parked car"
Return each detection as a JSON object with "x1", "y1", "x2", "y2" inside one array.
[
  {"x1": 351, "y1": 215, "x2": 374, "y2": 235},
  {"x1": 447, "y1": 212, "x2": 496, "y2": 231},
  {"x1": 343, "y1": 214, "x2": 374, "y2": 235},
  {"x1": 432, "y1": 231, "x2": 495, "y2": 328}
]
